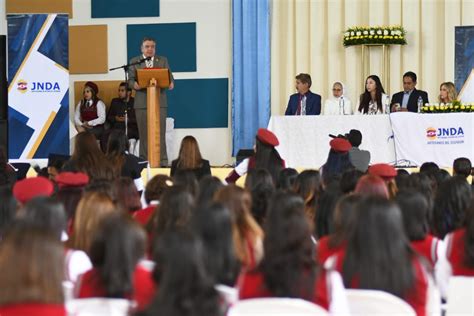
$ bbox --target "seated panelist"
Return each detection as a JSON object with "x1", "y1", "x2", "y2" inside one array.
[{"x1": 285, "y1": 73, "x2": 321, "y2": 115}]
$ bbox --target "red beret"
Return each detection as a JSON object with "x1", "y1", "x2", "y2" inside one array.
[
  {"x1": 55, "y1": 172, "x2": 89, "y2": 189},
  {"x1": 330, "y1": 138, "x2": 352, "y2": 153},
  {"x1": 256, "y1": 128, "x2": 279, "y2": 147},
  {"x1": 85, "y1": 81, "x2": 99, "y2": 95},
  {"x1": 13, "y1": 177, "x2": 54, "y2": 204},
  {"x1": 368, "y1": 163, "x2": 397, "y2": 180}
]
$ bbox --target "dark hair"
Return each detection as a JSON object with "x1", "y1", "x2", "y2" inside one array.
[
  {"x1": 419, "y1": 162, "x2": 439, "y2": 175},
  {"x1": 0, "y1": 147, "x2": 16, "y2": 187},
  {"x1": 321, "y1": 150, "x2": 353, "y2": 186},
  {"x1": 260, "y1": 192, "x2": 317, "y2": 299},
  {"x1": 465, "y1": 197, "x2": 474, "y2": 267},
  {"x1": 315, "y1": 182, "x2": 343, "y2": 238},
  {"x1": 453, "y1": 157, "x2": 472, "y2": 178},
  {"x1": 172, "y1": 169, "x2": 199, "y2": 198},
  {"x1": 143, "y1": 230, "x2": 220, "y2": 316},
  {"x1": 56, "y1": 186, "x2": 84, "y2": 222},
  {"x1": 196, "y1": 176, "x2": 223, "y2": 207},
  {"x1": 153, "y1": 186, "x2": 194, "y2": 237},
  {"x1": 277, "y1": 168, "x2": 299, "y2": 191},
  {"x1": 141, "y1": 37, "x2": 156, "y2": 44},
  {"x1": 432, "y1": 176, "x2": 471, "y2": 239},
  {"x1": 294, "y1": 170, "x2": 322, "y2": 221},
  {"x1": 106, "y1": 130, "x2": 128, "y2": 178},
  {"x1": 144, "y1": 175, "x2": 172, "y2": 204},
  {"x1": 396, "y1": 190, "x2": 429, "y2": 240},
  {"x1": 358, "y1": 75, "x2": 385, "y2": 114},
  {"x1": 192, "y1": 203, "x2": 240, "y2": 286},
  {"x1": 340, "y1": 169, "x2": 364, "y2": 194},
  {"x1": 22, "y1": 197, "x2": 67, "y2": 241},
  {"x1": 328, "y1": 194, "x2": 360, "y2": 249},
  {"x1": 295, "y1": 73, "x2": 312, "y2": 88},
  {"x1": 0, "y1": 186, "x2": 17, "y2": 236},
  {"x1": 114, "y1": 177, "x2": 141, "y2": 213},
  {"x1": 176, "y1": 136, "x2": 204, "y2": 170},
  {"x1": 403, "y1": 71, "x2": 417, "y2": 83},
  {"x1": 89, "y1": 214, "x2": 146, "y2": 298},
  {"x1": 85, "y1": 179, "x2": 118, "y2": 202},
  {"x1": 119, "y1": 81, "x2": 131, "y2": 92},
  {"x1": 395, "y1": 169, "x2": 410, "y2": 191},
  {"x1": 245, "y1": 169, "x2": 275, "y2": 225},
  {"x1": 347, "y1": 130, "x2": 362, "y2": 147},
  {"x1": 255, "y1": 138, "x2": 284, "y2": 185},
  {"x1": 342, "y1": 197, "x2": 415, "y2": 299}
]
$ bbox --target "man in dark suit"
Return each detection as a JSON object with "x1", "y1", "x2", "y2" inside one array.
[
  {"x1": 128, "y1": 37, "x2": 174, "y2": 165},
  {"x1": 390, "y1": 71, "x2": 429, "y2": 113},
  {"x1": 285, "y1": 73, "x2": 321, "y2": 115}
]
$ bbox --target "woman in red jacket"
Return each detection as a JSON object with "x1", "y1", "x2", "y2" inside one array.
[
  {"x1": 0, "y1": 222, "x2": 66, "y2": 316},
  {"x1": 75, "y1": 214, "x2": 154, "y2": 311}
]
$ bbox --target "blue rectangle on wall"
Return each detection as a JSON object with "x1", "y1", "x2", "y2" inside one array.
[
  {"x1": 168, "y1": 78, "x2": 228, "y2": 128},
  {"x1": 127, "y1": 23, "x2": 196, "y2": 72},
  {"x1": 92, "y1": 0, "x2": 159, "y2": 18}
]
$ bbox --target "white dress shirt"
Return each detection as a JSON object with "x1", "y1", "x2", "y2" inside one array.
[{"x1": 74, "y1": 99, "x2": 106, "y2": 126}]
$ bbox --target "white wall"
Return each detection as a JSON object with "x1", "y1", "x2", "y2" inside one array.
[{"x1": 0, "y1": 0, "x2": 233, "y2": 166}]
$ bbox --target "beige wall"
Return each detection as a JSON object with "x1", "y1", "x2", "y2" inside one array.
[{"x1": 271, "y1": 0, "x2": 474, "y2": 115}]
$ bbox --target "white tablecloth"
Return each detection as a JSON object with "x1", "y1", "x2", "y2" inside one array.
[
  {"x1": 267, "y1": 113, "x2": 474, "y2": 168},
  {"x1": 267, "y1": 115, "x2": 396, "y2": 168}
]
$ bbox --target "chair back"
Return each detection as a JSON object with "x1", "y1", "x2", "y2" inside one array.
[
  {"x1": 345, "y1": 289, "x2": 416, "y2": 315},
  {"x1": 228, "y1": 298, "x2": 329, "y2": 316},
  {"x1": 66, "y1": 298, "x2": 131, "y2": 316},
  {"x1": 446, "y1": 276, "x2": 474, "y2": 316}
]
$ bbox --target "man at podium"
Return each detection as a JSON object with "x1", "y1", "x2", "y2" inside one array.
[{"x1": 128, "y1": 37, "x2": 174, "y2": 165}]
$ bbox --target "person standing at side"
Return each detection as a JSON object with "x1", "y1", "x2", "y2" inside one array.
[
  {"x1": 128, "y1": 37, "x2": 174, "y2": 165},
  {"x1": 390, "y1": 71, "x2": 429, "y2": 113},
  {"x1": 285, "y1": 73, "x2": 321, "y2": 115}
]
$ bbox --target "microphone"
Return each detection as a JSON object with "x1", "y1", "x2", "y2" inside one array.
[{"x1": 139, "y1": 56, "x2": 153, "y2": 63}]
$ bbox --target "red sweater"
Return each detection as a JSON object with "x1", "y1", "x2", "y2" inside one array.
[
  {"x1": 133, "y1": 205, "x2": 156, "y2": 226},
  {"x1": 316, "y1": 235, "x2": 345, "y2": 265},
  {"x1": 238, "y1": 269, "x2": 330, "y2": 310},
  {"x1": 77, "y1": 266, "x2": 155, "y2": 311},
  {"x1": 0, "y1": 304, "x2": 66, "y2": 316},
  {"x1": 446, "y1": 228, "x2": 474, "y2": 276},
  {"x1": 410, "y1": 235, "x2": 439, "y2": 268}
]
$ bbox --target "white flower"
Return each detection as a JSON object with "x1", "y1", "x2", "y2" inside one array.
[
  {"x1": 350, "y1": 31, "x2": 355, "y2": 36},
  {"x1": 356, "y1": 31, "x2": 361, "y2": 36},
  {"x1": 377, "y1": 30, "x2": 382, "y2": 35},
  {"x1": 363, "y1": 31, "x2": 368, "y2": 35},
  {"x1": 345, "y1": 32, "x2": 350, "y2": 37},
  {"x1": 384, "y1": 30, "x2": 389, "y2": 35},
  {"x1": 370, "y1": 30, "x2": 375, "y2": 35}
]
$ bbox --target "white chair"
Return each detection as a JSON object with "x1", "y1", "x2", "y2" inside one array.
[
  {"x1": 446, "y1": 276, "x2": 474, "y2": 316},
  {"x1": 66, "y1": 298, "x2": 131, "y2": 316},
  {"x1": 228, "y1": 298, "x2": 329, "y2": 316},
  {"x1": 345, "y1": 289, "x2": 416, "y2": 315}
]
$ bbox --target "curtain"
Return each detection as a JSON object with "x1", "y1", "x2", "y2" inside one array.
[
  {"x1": 271, "y1": 0, "x2": 474, "y2": 116},
  {"x1": 232, "y1": 0, "x2": 271, "y2": 155}
]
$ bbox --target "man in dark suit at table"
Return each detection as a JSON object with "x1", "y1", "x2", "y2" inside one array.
[
  {"x1": 390, "y1": 71, "x2": 429, "y2": 113},
  {"x1": 128, "y1": 37, "x2": 174, "y2": 165},
  {"x1": 285, "y1": 73, "x2": 321, "y2": 115}
]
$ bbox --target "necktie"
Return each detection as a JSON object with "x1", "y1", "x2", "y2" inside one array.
[{"x1": 146, "y1": 59, "x2": 153, "y2": 68}]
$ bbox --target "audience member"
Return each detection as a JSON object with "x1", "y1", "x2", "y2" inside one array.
[
  {"x1": 346, "y1": 129, "x2": 370, "y2": 172},
  {"x1": 354, "y1": 174, "x2": 389, "y2": 199},
  {"x1": 285, "y1": 73, "x2": 321, "y2": 115},
  {"x1": 244, "y1": 169, "x2": 275, "y2": 226},
  {"x1": 323, "y1": 81, "x2": 353, "y2": 115},
  {"x1": 453, "y1": 157, "x2": 472, "y2": 179},
  {"x1": 357, "y1": 75, "x2": 389, "y2": 114},
  {"x1": 294, "y1": 169, "x2": 322, "y2": 221},
  {"x1": 340, "y1": 169, "x2": 364, "y2": 194},
  {"x1": 12, "y1": 177, "x2": 54, "y2": 206},
  {"x1": 114, "y1": 177, "x2": 142, "y2": 213},
  {"x1": 320, "y1": 137, "x2": 353, "y2": 187},
  {"x1": 390, "y1": 71, "x2": 429, "y2": 112},
  {"x1": 133, "y1": 175, "x2": 172, "y2": 226},
  {"x1": 55, "y1": 171, "x2": 89, "y2": 223},
  {"x1": 196, "y1": 176, "x2": 224, "y2": 207},
  {"x1": 314, "y1": 182, "x2": 343, "y2": 238},
  {"x1": 171, "y1": 136, "x2": 211, "y2": 181},
  {"x1": 368, "y1": 163, "x2": 398, "y2": 198},
  {"x1": 276, "y1": 168, "x2": 298, "y2": 191}
]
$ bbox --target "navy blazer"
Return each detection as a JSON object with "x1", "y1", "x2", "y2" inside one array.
[
  {"x1": 285, "y1": 91, "x2": 322, "y2": 115},
  {"x1": 390, "y1": 89, "x2": 429, "y2": 113}
]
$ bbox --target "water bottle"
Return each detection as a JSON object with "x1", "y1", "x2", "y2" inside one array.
[
  {"x1": 385, "y1": 95, "x2": 390, "y2": 114},
  {"x1": 339, "y1": 97, "x2": 345, "y2": 115},
  {"x1": 417, "y1": 96, "x2": 423, "y2": 113},
  {"x1": 301, "y1": 96, "x2": 307, "y2": 115}
]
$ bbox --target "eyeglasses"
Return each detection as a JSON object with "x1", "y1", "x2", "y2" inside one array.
[{"x1": 332, "y1": 88, "x2": 342, "y2": 91}]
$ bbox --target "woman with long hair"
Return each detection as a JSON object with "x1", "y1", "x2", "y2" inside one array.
[
  {"x1": 294, "y1": 169, "x2": 322, "y2": 221},
  {"x1": 276, "y1": 168, "x2": 299, "y2": 191},
  {"x1": 76, "y1": 214, "x2": 154, "y2": 311},
  {"x1": 214, "y1": 185, "x2": 263, "y2": 269},
  {"x1": 239, "y1": 192, "x2": 348, "y2": 313},
  {"x1": 244, "y1": 168, "x2": 275, "y2": 225},
  {"x1": 67, "y1": 192, "x2": 117, "y2": 254},
  {"x1": 334, "y1": 196, "x2": 429, "y2": 316},
  {"x1": 138, "y1": 230, "x2": 221, "y2": 316},
  {"x1": 171, "y1": 135, "x2": 211, "y2": 180},
  {"x1": 192, "y1": 202, "x2": 240, "y2": 286},
  {"x1": 114, "y1": 177, "x2": 142, "y2": 213},
  {"x1": 438, "y1": 81, "x2": 457, "y2": 103},
  {"x1": 63, "y1": 131, "x2": 113, "y2": 181},
  {"x1": 133, "y1": 175, "x2": 172, "y2": 226},
  {"x1": 354, "y1": 174, "x2": 389, "y2": 199},
  {"x1": 357, "y1": 75, "x2": 389, "y2": 114},
  {"x1": 0, "y1": 221, "x2": 66, "y2": 316},
  {"x1": 196, "y1": 175, "x2": 224, "y2": 207},
  {"x1": 320, "y1": 138, "x2": 354, "y2": 187},
  {"x1": 226, "y1": 128, "x2": 284, "y2": 185},
  {"x1": 74, "y1": 81, "x2": 106, "y2": 141}
]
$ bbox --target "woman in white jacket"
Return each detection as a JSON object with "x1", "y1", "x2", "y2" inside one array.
[
  {"x1": 323, "y1": 81, "x2": 353, "y2": 115},
  {"x1": 357, "y1": 75, "x2": 390, "y2": 115}
]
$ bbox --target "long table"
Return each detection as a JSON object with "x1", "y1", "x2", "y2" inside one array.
[{"x1": 267, "y1": 113, "x2": 473, "y2": 168}]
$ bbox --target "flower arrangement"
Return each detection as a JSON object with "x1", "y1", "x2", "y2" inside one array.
[
  {"x1": 343, "y1": 26, "x2": 407, "y2": 47},
  {"x1": 420, "y1": 101, "x2": 474, "y2": 113}
]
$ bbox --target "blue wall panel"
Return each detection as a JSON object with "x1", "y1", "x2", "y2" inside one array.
[
  {"x1": 168, "y1": 78, "x2": 228, "y2": 128},
  {"x1": 127, "y1": 23, "x2": 196, "y2": 72},
  {"x1": 92, "y1": 0, "x2": 159, "y2": 18}
]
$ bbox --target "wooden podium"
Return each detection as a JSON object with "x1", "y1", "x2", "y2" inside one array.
[{"x1": 137, "y1": 68, "x2": 171, "y2": 167}]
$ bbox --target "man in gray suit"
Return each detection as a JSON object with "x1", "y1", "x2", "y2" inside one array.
[
  {"x1": 346, "y1": 129, "x2": 370, "y2": 172},
  {"x1": 128, "y1": 37, "x2": 174, "y2": 165}
]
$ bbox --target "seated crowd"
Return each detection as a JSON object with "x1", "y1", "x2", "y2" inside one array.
[{"x1": 0, "y1": 127, "x2": 472, "y2": 316}]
